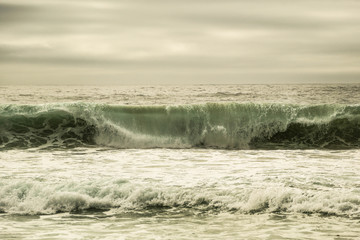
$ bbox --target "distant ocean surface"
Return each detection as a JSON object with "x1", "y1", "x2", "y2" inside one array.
[{"x1": 0, "y1": 85, "x2": 360, "y2": 239}]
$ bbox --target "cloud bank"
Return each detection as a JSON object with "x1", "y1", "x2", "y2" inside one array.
[{"x1": 0, "y1": 0, "x2": 360, "y2": 84}]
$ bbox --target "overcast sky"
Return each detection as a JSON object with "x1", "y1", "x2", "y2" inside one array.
[{"x1": 0, "y1": 0, "x2": 360, "y2": 85}]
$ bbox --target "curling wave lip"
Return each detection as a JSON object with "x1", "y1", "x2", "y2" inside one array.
[{"x1": 1, "y1": 102, "x2": 359, "y2": 150}]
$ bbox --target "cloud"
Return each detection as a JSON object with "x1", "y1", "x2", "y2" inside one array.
[
  {"x1": 0, "y1": 3, "x2": 38, "y2": 22},
  {"x1": 0, "y1": 0, "x2": 360, "y2": 84}
]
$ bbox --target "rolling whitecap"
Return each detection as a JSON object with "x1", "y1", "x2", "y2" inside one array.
[{"x1": 1, "y1": 102, "x2": 360, "y2": 149}]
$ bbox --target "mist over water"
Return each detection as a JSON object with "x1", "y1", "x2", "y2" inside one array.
[{"x1": 1, "y1": 85, "x2": 360, "y2": 239}]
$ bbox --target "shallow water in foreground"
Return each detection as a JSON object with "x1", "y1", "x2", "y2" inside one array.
[
  {"x1": 2, "y1": 211, "x2": 359, "y2": 239},
  {"x1": 0, "y1": 148, "x2": 359, "y2": 239}
]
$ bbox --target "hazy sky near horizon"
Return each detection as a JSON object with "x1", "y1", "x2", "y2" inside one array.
[{"x1": 0, "y1": 0, "x2": 360, "y2": 85}]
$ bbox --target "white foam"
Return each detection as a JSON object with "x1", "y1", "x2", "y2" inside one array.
[{"x1": 0, "y1": 179, "x2": 359, "y2": 217}]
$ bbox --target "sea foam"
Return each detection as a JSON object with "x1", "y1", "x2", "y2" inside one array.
[{"x1": 0, "y1": 179, "x2": 359, "y2": 217}]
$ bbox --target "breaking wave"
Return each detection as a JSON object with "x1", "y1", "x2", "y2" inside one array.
[
  {"x1": 0, "y1": 179, "x2": 359, "y2": 217},
  {"x1": 1, "y1": 102, "x2": 360, "y2": 150}
]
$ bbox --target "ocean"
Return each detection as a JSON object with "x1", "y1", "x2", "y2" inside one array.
[{"x1": 0, "y1": 84, "x2": 359, "y2": 239}]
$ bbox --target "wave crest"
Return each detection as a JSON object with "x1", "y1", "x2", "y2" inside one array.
[{"x1": 1, "y1": 103, "x2": 360, "y2": 149}]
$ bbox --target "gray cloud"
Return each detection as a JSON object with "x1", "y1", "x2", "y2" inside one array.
[
  {"x1": 0, "y1": 3, "x2": 38, "y2": 21},
  {"x1": 0, "y1": 0, "x2": 360, "y2": 84}
]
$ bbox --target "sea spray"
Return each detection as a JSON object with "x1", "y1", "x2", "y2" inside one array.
[
  {"x1": 0, "y1": 178, "x2": 359, "y2": 217},
  {"x1": 1, "y1": 103, "x2": 359, "y2": 149}
]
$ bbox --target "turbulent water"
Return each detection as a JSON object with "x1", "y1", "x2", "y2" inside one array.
[
  {"x1": 1, "y1": 102, "x2": 360, "y2": 150},
  {"x1": 0, "y1": 85, "x2": 360, "y2": 239}
]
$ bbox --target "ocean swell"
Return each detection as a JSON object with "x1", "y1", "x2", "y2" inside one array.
[{"x1": 1, "y1": 103, "x2": 360, "y2": 149}]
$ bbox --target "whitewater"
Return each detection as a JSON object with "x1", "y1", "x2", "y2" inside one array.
[
  {"x1": 2, "y1": 102, "x2": 360, "y2": 150},
  {"x1": 0, "y1": 85, "x2": 360, "y2": 239}
]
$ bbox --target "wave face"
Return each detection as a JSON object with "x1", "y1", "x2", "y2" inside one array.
[{"x1": 1, "y1": 103, "x2": 360, "y2": 149}]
